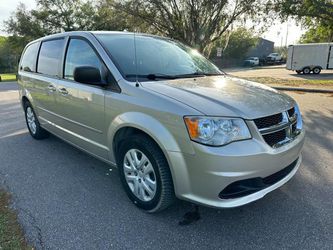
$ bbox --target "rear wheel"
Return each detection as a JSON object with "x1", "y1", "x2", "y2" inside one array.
[
  {"x1": 24, "y1": 102, "x2": 49, "y2": 139},
  {"x1": 117, "y1": 134, "x2": 175, "y2": 213},
  {"x1": 312, "y1": 67, "x2": 321, "y2": 74},
  {"x1": 302, "y1": 67, "x2": 311, "y2": 74}
]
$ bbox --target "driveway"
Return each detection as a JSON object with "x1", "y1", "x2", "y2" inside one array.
[
  {"x1": 225, "y1": 66, "x2": 333, "y2": 80},
  {"x1": 0, "y1": 82, "x2": 332, "y2": 249}
]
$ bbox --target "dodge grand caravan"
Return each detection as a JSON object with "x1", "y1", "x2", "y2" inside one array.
[{"x1": 18, "y1": 31, "x2": 305, "y2": 212}]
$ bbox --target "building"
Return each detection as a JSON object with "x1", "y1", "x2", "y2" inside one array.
[{"x1": 246, "y1": 38, "x2": 274, "y2": 58}]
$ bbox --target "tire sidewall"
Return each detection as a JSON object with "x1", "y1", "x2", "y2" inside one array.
[
  {"x1": 117, "y1": 138, "x2": 163, "y2": 211},
  {"x1": 303, "y1": 67, "x2": 310, "y2": 74},
  {"x1": 313, "y1": 67, "x2": 321, "y2": 74},
  {"x1": 24, "y1": 103, "x2": 38, "y2": 137},
  {"x1": 24, "y1": 102, "x2": 47, "y2": 139}
]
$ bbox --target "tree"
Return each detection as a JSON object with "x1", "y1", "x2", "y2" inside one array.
[
  {"x1": 4, "y1": 3, "x2": 48, "y2": 52},
  {"x1": 3, "y1": 0, "x2": 145, "y2": 53},
  {"x1": 300, "y1": 23, "x2": 333, "y2": 43},
  {"x1": 0, "y1": 36, "x2": 19, "y2": 73},
  {"x1": 210, "y1": 28, "x2": 259, "y2": 59},
  {"x1": 4, "y1": 1, "x2": 99, "y2": 37},
  {"x1": 94, "y1": 0, "x2": 150, "y2": 31},
  {"x1": 272, "y1": 0, "x2": 333, "y2": 41},
  {"x1": 3, "y1": 1, "x2": 108, "y2": 53},
  {"x1": 110, "y1": 0, "x2": 265, "y2": 55},
  {"x1": 33, "y1": 0, "x2": 98, "y2": 32}
]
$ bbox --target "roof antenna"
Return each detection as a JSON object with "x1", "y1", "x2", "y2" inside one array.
[{"x1": 134, "y1": 29, "x2": 139, "y2": 87}]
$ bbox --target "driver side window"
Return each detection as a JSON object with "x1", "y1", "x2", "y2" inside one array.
[{"x1": 64, "y1": 38, "x2": 102, "y2": 81}]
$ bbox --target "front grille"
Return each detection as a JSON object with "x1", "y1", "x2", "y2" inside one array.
[
  {"x1": 288, "y1": 107, "x2": 295, "y2": 117},
  {"x1": 253, "y1": 106, "x2": 299, "y2": 148},
  {"x1": 262, "y1": 129, "x2": 286, "y2": 147},
  {"x1": 292, "y1": 123, "x2": 297, "y2": 134},
  {"x1": 254, "y1": 113, "x2": 283, "y2": 129}
]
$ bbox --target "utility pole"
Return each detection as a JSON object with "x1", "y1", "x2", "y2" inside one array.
[{"x1": 285, "y1": 22, "x2": 289, "y2": 47}]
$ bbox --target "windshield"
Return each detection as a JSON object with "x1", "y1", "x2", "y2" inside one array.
[{"x1": 95, "y1": 33, "x2": 222, "y2": 81}]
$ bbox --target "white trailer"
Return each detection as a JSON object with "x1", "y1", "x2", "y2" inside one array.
[{"x1": 287, "y1": 43, "x2": 333, "y2": 74}]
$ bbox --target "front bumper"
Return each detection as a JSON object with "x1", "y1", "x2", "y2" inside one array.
[{"x1": 167, "y1": 130, "x2": 305, "y2": 208}]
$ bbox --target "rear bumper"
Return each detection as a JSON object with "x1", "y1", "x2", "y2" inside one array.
[{"x1": 167, "y1": 130, "x2": 305, "y2": 208}]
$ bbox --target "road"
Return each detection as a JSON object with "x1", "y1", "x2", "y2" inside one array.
[
  {"x1": 0, "y1": 82, "x2": 332, "y2": 249},
  {"x1": 225, "y1": 66, "x2": 333, "y2": 80}
]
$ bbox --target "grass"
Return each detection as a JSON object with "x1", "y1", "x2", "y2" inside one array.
[
  {"x1": 0, "y1": 74, "x2": 17, "y2": 82},
  {"x1": 0, "y1": 190, "x2": 31, "y2": 249},
  {"x1": 242, "y1": 77, "x2": 333, "y2": 86}
]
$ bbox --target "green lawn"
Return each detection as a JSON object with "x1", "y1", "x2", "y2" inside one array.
[
  {"x1": 0, "y1": 190, "x2": 31, "y2": 249},
  {"x1": 0, "y1": 74, "x2": 17, "y2": 82},
  {"x1": 243, "y1": 77, "x2": 333, "y2": 86}
]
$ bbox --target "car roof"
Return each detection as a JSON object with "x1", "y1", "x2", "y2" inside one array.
[{"x1": 27, "y1": 31, "x2": 168, "y2": 46}]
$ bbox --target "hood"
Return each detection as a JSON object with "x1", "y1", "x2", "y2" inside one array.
[{"x1": 141, "y1": 75, "x2": 295, "y2": 119}]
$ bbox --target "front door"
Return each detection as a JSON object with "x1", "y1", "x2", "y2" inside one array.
[{"x1": 55, "y1": 38, "x2": 108, "y2": 159}]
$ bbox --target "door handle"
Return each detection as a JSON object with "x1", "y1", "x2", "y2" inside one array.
[
  {"x1": 47, "y1": 85, "x2": 56, "y2": 92},
  {"x1": 59, "y1": 87, "x2": 68, "y2": 95}
]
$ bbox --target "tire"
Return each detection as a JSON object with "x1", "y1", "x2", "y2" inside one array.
[
  {"x1": 302, "y1": 67, "x2": 311, "y2": 74},
  {"x1": 312, "y1": 67, "x2": 321, "y2": 74},
  {"x1": 117, "y1": 134, "x2": 175, "y2": 213},
  {"x1": 24, "y1": 102, "x2": 49, "y2": 140}
]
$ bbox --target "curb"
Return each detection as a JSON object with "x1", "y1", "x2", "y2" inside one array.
[{"x1": 272, "y1": 86, "x2": 333, "y2": 94}]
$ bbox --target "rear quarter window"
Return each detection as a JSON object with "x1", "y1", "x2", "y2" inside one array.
[
  {"x1": 20, "y1": 42, "x2": 39, "y2": 72},
  {"x1": 37, "y1": 39, "x2": 65, "y2": 77}
]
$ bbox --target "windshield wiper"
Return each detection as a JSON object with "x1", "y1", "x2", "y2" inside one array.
[
  {"x1": 126, "y1": 71, "x2": 224, "y2": 81},
  {"x1": 125, "y1": 74, "x2": 177, "y2": 80},
  {"x1": 172, "y1": 72, "x2": 206, "y2": 78},
  {"x1": 173, "y1": 71, "x2": 223, "y2": 78}
]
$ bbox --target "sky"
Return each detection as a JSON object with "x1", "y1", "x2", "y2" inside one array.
[
  {"x1": 0, "y1": 0, "x2": 36, "y2": 35},
  {"x1": 0, "y1": 0, "x2": 305, "y2": 45},
  {"x1": 262, "y1": 19, "x2": 306, "y2": 46}
]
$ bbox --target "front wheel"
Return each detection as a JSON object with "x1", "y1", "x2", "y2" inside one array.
[{"x1": 117, "y1": 134, "x2": 175, "y2": 213}]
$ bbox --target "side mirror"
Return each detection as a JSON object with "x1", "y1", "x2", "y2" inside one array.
[{"x1": 73, "y1": 66, "x2": 106, "y2": 86}]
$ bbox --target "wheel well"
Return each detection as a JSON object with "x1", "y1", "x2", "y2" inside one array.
[
  {"x1": 112, "y1": 126, "x2": 176, "y2": 195},
  {"x1": 113, "y1": 127, "x2": 159, "y2": 162}
]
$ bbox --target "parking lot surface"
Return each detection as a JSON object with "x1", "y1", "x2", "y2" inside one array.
[{"x1": 0, "y1": 82, "x2": 332, "y2": 249}]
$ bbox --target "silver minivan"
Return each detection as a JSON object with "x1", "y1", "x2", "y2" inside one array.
[{"x1": 18, "y1": 31, "x2": 305, "y2": 212}]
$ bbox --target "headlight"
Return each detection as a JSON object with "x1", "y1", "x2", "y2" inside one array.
[{"x1": 184, "y1": 116, "x2": 251, "y2": 146}]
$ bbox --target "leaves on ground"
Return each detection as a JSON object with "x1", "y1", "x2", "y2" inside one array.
[{"x1": 0, "y1": 190, "x2": 32, "y2": 249}]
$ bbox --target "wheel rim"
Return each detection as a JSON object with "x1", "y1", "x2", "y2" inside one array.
[
  {"x1": 26, "y1": 107, "x2": 37, "y2": 134},
  {"x1": 123, "y1": 149, "x2": 157, "y2": 202},
  {"x1": 304, "y1": 68, "x2": 310, "y2": 74},
  {"x1": 314, "y1": 68, "x2": 320, "y2": 73}
]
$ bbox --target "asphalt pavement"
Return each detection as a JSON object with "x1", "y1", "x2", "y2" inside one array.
[{"x1": 0, "y1": 82, "x2": 332, "y2": 249}]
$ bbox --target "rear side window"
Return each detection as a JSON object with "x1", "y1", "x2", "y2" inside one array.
[
  {"x1": 37, "y1": 39, "x2": 65, "y2": 77},
  {"x1": 20, "y1": 42, "x2": 39, "y2": 72},
  {"x1": 64, "y1": 39, "x2": 102, "y2": 80}
]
